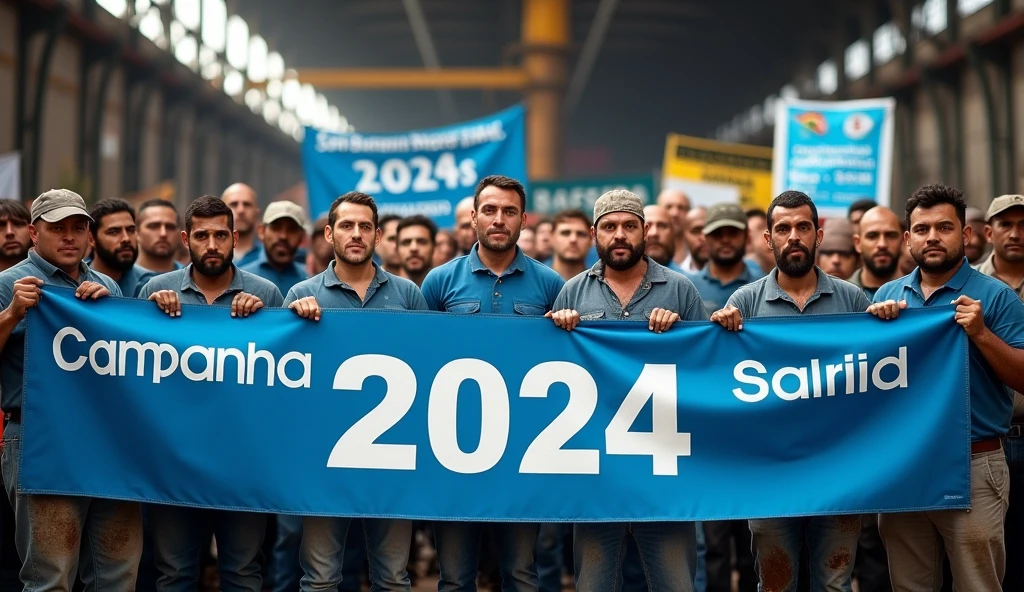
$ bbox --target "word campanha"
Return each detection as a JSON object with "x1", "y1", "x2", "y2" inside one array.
[
  {"x1": 51, "y1": 326, "x2": 312, "y2": 388},
  {"x1": 731, "y1": 347, "x2": 908, "y2": 402}
]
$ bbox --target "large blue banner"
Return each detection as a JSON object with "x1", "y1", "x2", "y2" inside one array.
[
  {"x1": 302, "y1": 105, "x2": 527, "y2": 228},
  {"x1": 21, "y1": 286, "x2": 970, "y2": 521},
  {"x1": 772, "y1": 98, "x2": 895, "y2": 218}
]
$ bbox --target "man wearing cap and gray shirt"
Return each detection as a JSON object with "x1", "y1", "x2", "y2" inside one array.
[
  {"x1": 548, "y1": 189, "x2": 707, "y2": 592},
  {"x1": 0, "y1": 189, "x2": 142, "y2": 591},
  {"x1": 816, "y1": 218, "x2": 860, "y2": 280},
  {"x1": 711, "y1": 190, "x2": 870, "y2": 591},
  {"x1": 240, "y1": 200, "x2": 309, "y2": 296},
  {"x1": 975, "y1": 193, "x2": 1024, "y2": 591}
]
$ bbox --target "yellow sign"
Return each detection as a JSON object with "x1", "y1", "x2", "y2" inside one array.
[{"x1": 661, "y1": 134, "x2": 774, "y2": 211}]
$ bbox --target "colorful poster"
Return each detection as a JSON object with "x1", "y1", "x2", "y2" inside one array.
[
  {"x1": 661, "y1": 135, "x2": 774, "y2": 211},
  {"x1": 772, "y1": 98, "x2": 896, "y2": 218}
]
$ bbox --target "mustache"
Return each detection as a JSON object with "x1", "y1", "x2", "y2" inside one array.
[{"x1": 783, "y1": 243, "x2": 810, "y2": 257}]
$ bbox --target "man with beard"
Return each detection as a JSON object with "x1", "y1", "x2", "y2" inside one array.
[
  {"x1": 549, "y1": 209, "x2": 592, "y2": 280},
  {"x1": 222, "y1": 183, "x2": 263, "y2": 267},
  {"x1": 711, "y1": 191, "x2": 870, "y2": 592},
  {"x1": 869, "y1": 184, "x2": 1024, "y2": 591},
  {"x1": 377, "y1": 214, "x2": 404, "y2": 275},
  {"x1": 849, "y1": 206, "x2": 903, "y2": 299},
  {"x1": 136, "y1": 200, "x2": 183, "y2": 274},
  {"x1": 974, "y1": 194, "x2": 1024, "y2": 592},
  {"x1": 139, "y1": 195, "x2": 281, "y2": 592},
  {"x1": 240, "y1": 200, "x2": 308, "y2": 296},
  {"x1": 87, "y1": 198, "x2": 154, "y2": 297},
  {"x1": 284, "y1": 191, "x2": 426, "y2": 592},
  {"x1": 816, "y1": 218, "x2": 860, "y2": 280},
  {"x1": 547, "y1": 189, "x2": 706, "y2": 592},
  {"x1": 643, "y1": 205, "x2": 677, "y2": 269},
  {"x1": 680, "y1": 207, "x2": 708, "y2": 273},
  {"x1": 656, "y1": 188, "x2": 692, "y2": 266},
  {"x1": 396, "y1": 214, "x2": 436, "y2": 287},
  {"x1": 0, "y1": 200, "x2": 31, "y2": 272},
  {"x1": 688, "y1": 203, "x2": 760, "y2": 316},
  {"x1": 421, "y1": 175, "x2": 562, "y2": 592}
]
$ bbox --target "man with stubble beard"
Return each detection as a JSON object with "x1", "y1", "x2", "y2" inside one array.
[
  {"x1": 88, "y1": 198, "x2": 155, "y2": 297},
  {"x1": 240, "y1": 200, "x2": 309, "y2": 297},
  {"x1": 136, "y1": 199, "x2": 183, "y2": 274},
  {"x1": 849, "y1": 206, "x2": 904, "y2": 299},
  {"x1": 396, "y1": 214, "x2": 437, "y2": 287},
  {"x1": 643, "y1": 204, "x2": 678, "y2": 270},
  {"x1": 0, "y1": 200, "x2": 31, "y2": 272}
]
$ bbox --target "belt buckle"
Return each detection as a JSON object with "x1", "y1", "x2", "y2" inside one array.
[{"x1": 1010, "y1": 425, "x2": 1022, "y2": 439}]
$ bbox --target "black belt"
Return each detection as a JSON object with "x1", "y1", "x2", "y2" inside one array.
[{"x1": 3, "y1": 411, "x2": 18, "y2": 426}]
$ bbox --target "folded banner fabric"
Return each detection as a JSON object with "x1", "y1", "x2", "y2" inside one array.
[{"x1": 21, "y1": 286, "x2": 970, "y2": 522}]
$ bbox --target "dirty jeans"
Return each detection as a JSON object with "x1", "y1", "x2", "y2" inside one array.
[
  {"x1": 747, "y1": 515, "x2": 861, "y2": 592},
  {"x1": 1, "y1": 423, "x2": 143, "y2": 592},
  {"x1": 879, "y1": 448, "x2": 1009, "y2": 592},
  {"x1": 300, "y1": 517, "x2": 411, "y2": 591},
  {"x1": 433, "y1": 521, "x2": 538, "y2": 592},
  {"x1": 574, "y1": 521, "x2": 696, "y2": 592},
  {"x1": 148, "y1": 505, "x2": 266, "y2": 592}
]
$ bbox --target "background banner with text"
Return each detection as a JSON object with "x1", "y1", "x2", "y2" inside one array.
[
  {"x1": 21, "y1": 287, "x2": 970, "y2": 522},
  {"x1": 527, "y1": 174, "x2": 656, "y2": 215},
  {"x1": 303, "y1": 104, "x2": 526, "y2": 228},
  {"x1": 661, "y1": 134, "x2": 774, "y2": 211}
]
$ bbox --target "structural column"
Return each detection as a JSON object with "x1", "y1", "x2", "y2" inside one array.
[{"x1": 521, "y1": 0, "x2": 570, "y2": 181}]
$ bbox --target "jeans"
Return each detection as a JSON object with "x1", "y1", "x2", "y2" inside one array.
[
  {"x1": 536, "y1": 523, "x2": 563, "y2": 592},
  {"x1": 148, "y1": 504, "x2": 266, "y2": 592},
  {"x1": 880, "y1": 449, "x2": 1009, "y2": 591},
  {"x1": 300, "y1": 517, "x2": 411, "y2": 591},
  {"x1": 703, "y1": 520, "x2": 756, "y2": 592},
  {"x1": 748, "y1": 515, "x2": 861, "y2": 592},
  {"x1": 433, "y1": 521, "x2": 538, "y2": 592},
  {"x1": 574, "y1": 521, "x2": 696, "y2": 592},
  {"x1": 1004, "y1": 435, "x2": 1024, "y2": 591},
  {"x1": 853, "y1": 515, "x2": 890, "y2": 592},
  {"x1": 2, "y1": 426, "x2": 143, "y2": 592},
  {"x1": 272, "y1": 514, "x2": 304, "y2": 592}
]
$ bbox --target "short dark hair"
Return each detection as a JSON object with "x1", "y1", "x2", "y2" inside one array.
[
  {"x1": 767, "y1": 191, "x2": 819, "y2": 230},
  {"x1": 328, "y1": 192, "x2": 379, "y2": 229},
  {"x1": 848, "y1": 198, "x2": 878, "y2": 219},
  {"x1": 138, "y1": 199, "x2": 178, "y2": 217},
  {"x1": 185, "y1": 195, "x2": 234, "y2": 233},
  {"x1": 905, "y1": 183, "x2": 966, "y2": 228},
  {"x1": 552, "y1": 209, "x2": 592, "y2": 230},
  {"x1": 533, "y1": 218, "x2": 553, "y2": 231},
  {"x1": 396, "y1": 215, "x2": 438, "y2": 242},
  {"x1": 474, "y1": 175, "x2": 526, "y2": 210},
  {"x1": 378, "y1": 214, "x2": 401, "y2": 229},
  {"x1": 89, "y1": 198, "x2": 135, "y2": 237},
  {"x1": 745, "y1": 208, "x2": 767, "y2": 221},
  {"x1": 0, "y1": 199, "x2": 30, "y2": 224}
]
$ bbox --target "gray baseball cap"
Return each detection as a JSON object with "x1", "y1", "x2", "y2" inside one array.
[
  {"x1": 986, "y1": 194, "x2": 1024, "y2": 222},
  {"x1": 703, "y1": 202, "x2": 747, "y2": 235},
  {"x1": 593, "y1": 189, "x2": 645, "y2": 224},
  {"x1": 31, "y1": 189, "x2": 92, "y2": 223}
]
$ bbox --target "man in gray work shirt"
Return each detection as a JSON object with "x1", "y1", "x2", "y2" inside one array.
[
  {"x1": 710, "y1": 190, "x2": 870, "y2": 592},
  {"x1": 547, "y1": 189, "x2": 707, "y2": 592},
  {"x1": 138, "y1": 195, "x2": 283, "y2": 592},
  {"x1": 285, "y1": 191, "x2": 425, "y2": 592}
]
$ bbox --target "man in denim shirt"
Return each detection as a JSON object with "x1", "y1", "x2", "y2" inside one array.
[
  {"x1": 421, "y1": 175, "x2": 562, "y2": 592},
  {"x1": 138, "y1": 196, "x2": 282, "y2": 592},
  {"x1": 0, "y1": 189, "x2": 141, "y2": 592},
  {"x1": 548, "y1": 189, "x2": 707, "y2": 592},
  {"x1": 712, "y1": 191, "x2": 870, "y2": 592}
]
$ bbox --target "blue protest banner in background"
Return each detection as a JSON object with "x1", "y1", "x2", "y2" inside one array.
[
  {"x1": 21, "y1": 286, "x2": 969, "y2": 522},
  {"x1": 302, "y1": 104, "x2": 527, "y2": 228},
  {"x1": 772, "y1": 98, "x2": 895, "y2": 218}
]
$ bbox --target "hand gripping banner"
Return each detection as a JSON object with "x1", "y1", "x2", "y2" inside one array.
[{"x1": 20, "y1": 286, "x2": 970, "y2": 521}]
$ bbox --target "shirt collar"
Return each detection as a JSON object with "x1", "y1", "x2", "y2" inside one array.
[
  {"x1": 468, "y1": 243, "x2": 527, "y2": 275},
  {"x1": 181, "y1": 263, "x2": 246, "y2": 294},
  {"x1": 28, "y1": 249, "x2": 91, "y2": 282},
  {"x1": 765, "y1": 266, "x2": 834, "y2": 302},
  {"x1": 323, "y1": 260, "x2": 388, "y2": 290},
  {"x1": 907, "y1": 256, "x2": 972, "y2": 296}
]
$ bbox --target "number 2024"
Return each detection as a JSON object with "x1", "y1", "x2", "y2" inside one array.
[{"x1": 328, "y1": 355, "x2": 691, "y2": 476}]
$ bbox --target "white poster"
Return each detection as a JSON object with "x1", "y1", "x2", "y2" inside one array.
[{"x1": 0, "y1": 153, "x2": 21, "y2": 199}]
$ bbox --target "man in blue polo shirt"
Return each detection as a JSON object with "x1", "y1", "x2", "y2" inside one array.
[
  {"x1": 285, "y1": 191, "x2": 425, "y2": 592},
  {"x1": 139, "y1": 195, "x2": 282, "y2": 592},
  {"x1": 711, "y1": 190, "x2": 870, "y2": 592},
  {"x1": 687, "y1": 202, "x2": 761, "y2": 317},
  {"x1": 548, "y1": 189, "x2": 707, "y2": 592},
  {"x1": 87, "y1": 197, "x2": 155, "y2": 297},
  {"x1": 0, "y1": 188, "x2": 141, "y2": 591},
  {"x1": 240, "y1": 200, "x2": 308, "y2": 296},
  {"x1": 421, "y1": 174, "x2": 563, "y2": 591},
  {"x1": 869, "y1": 184, "x2": 1024, "y2": 591}
]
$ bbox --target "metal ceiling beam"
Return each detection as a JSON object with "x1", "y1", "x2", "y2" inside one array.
[
  {"x1": 267, "y1": 68, "x2": 529, "y2": 90},
  {"x1": 402, "y1": 0, "x2": 458, "y2": 121},
  {"x1": 564, "y1": 0, "x2": 620, "y2": 114}
]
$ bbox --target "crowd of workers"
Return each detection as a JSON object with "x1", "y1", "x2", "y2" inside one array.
[{"x1": 0, "y1": 174, "x2": 1021, "y2": 592}]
